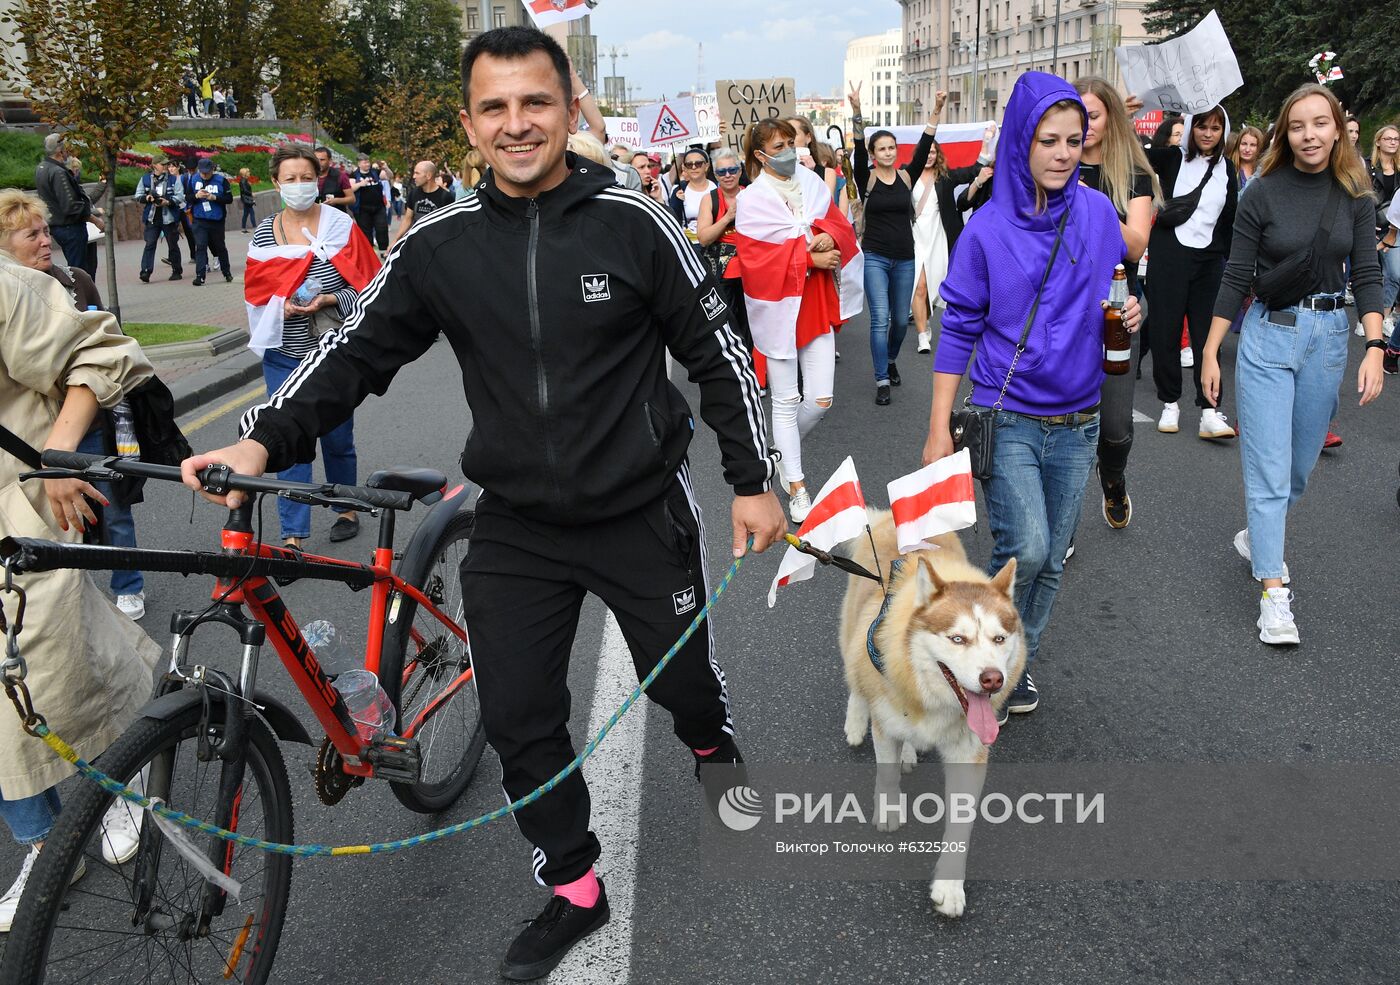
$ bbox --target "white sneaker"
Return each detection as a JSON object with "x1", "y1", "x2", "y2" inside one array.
[
  {"x1": 0, "y1": 848, "x2": 81, "y2": 933},
  {"x1": 100, "y1": 796, "x2": 144, "y2": 865},
  {"x1": 116, "y1": 592, "x2": 145, "y2": 621},
  {"x1": 1384, "y1": 315, "x2": 1395, "y2": 342},
  {"x1": 917, "y1": 331, "x2": 932, "y2": 353},
  {"x1": 1258, "y1": 588, "x2": 1300, "y2": 645},
  {"x1": 1158, "y1": 402, "x2": 1180, "y2": 433},
  {"x1": 1233, "y1": 528, "x2": 1290, "y2": 585},
  {"x1": 1179, "y1": 347, "x2": 1194, "y2": 368},
  {"x1": 1198, "y1": 408, "x2": 1237, "y2": 440},
  {"x1": 788, "y1": 486, "x2": 813, "y2": 526},
  {"x1": 1354, "y1": 320, "x2": 1366, "y2": 337}
]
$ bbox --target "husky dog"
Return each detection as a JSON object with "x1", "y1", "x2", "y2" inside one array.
[{"x1": 839, "y1": 510, "x2": 1025, "y2": 918}]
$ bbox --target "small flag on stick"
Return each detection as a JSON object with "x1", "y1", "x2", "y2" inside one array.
[
  {"x1": 767, "y1": 457, "x2": 869, "y2": 607},
  {"x1": 886, "y1": 449, "x2": 977, "y2": 554}
]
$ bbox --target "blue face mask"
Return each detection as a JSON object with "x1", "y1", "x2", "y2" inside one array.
[{"x1": 761, "y1": 148, "x2": 798, "y2": 179}]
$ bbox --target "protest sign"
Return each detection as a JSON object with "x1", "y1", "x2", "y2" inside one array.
[
  {"x1": 693, "y1": 93, "x2": 721, "y2": 142},
  {"x1": 1133, "y1": 109, "x2": 1164, "y2": 139},
  {"x1": 717, "y1": 78, "x2": 797, "y2": 154},
  {"x1": 581, "y1": 116, "x2": 643, "y2": 149},
  {"x1": 1113, "y1": 10, "x2": 1243, "y2": 115},
  {"x1": 637, "y1": 99, "x2": 700, "y2": 146}
]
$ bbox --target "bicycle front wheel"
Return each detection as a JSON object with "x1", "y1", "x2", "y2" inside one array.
[
  {"x1": 380, "y1": 508, "x2": 486, "y2": 814},
  {"x1": 1, "y1": 704, "x2": 294, "y2": 985}
]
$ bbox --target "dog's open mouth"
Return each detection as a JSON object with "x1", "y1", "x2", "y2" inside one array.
[{"x1": 938, "y1": 662, "x2": 1000, "y2": 746}]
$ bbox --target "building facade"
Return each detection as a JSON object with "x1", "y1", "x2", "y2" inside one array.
[
  {"x1": 897, "y1": 0, "x2": 1153, "y2": 125},
  {"x1": 842, "y1": 29, "x2": 904, "y2": 134}
]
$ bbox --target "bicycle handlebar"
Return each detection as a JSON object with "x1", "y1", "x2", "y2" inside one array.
[{"x1": 38, "y1": 450, "x2": 415, "y2": 512}]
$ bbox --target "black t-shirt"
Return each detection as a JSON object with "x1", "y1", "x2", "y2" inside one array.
[
  {"x1": 349, "y1": 168, "x2": 384, "y2": 212},
  {"x1": 1079, "y1": 163, "x2": 1152, "y2": 290},
  {"x1": 406, "y1": 184, "x2": 454, "y2": 218},
  {"x1": 861, "y1": 174, "x2": 915, "y2": 260}
]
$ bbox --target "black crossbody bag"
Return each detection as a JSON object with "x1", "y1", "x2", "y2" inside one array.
[
  {"x1": 1253, "y1": 181, "x2": 1344, "y2": 310},
  {"x1": 950, "y1": 209, "x2": 1068, "y2": 481},
  {"x1": 1155, "y1": 155, "x2": 1220, "y2": 228}
]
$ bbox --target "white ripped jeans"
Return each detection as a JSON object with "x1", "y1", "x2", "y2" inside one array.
[{"x1": 766, "y1": 332, "x2": 836, "y2": 485}]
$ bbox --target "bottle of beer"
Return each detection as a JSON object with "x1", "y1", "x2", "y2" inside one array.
[{"x1": 1103, "y1": 264, "x2": 1130, "y2": 375}]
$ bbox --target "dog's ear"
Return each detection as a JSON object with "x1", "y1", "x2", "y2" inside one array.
[
  {"x1": 915, "y1": 556, "x2": 947, "y2": 603},
  {"x1": 989, "y1": 557, "x2": 1017, "y2": 601}
]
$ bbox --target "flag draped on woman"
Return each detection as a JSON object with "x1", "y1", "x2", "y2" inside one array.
[
  {"x1": 733, "y1": 164, "x2": 864, "y2": 364},
  {"x1": 243, "y1": 204, "x2": 380, "y2": 355}
]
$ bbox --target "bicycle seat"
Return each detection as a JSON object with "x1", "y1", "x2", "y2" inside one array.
[{"x1": 365, "y1": 467, "x2": 447, "y2": 503}]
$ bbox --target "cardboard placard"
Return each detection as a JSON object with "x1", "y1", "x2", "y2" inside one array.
[{"x1": 717, "y1": 78, "x2": 797, "y2": 155}]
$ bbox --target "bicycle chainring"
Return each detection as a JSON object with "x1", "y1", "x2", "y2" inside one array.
[{"x1": 314, "y1": 736, "x2": 365, "y2": 806}]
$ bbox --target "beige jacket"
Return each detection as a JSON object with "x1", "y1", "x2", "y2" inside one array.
[{"x1": 0, "y1": 254, "x2": 161, "y2": 800}]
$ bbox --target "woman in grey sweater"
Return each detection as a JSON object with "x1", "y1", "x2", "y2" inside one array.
[{"x1": 1201, "y1": 83, "x2": 1386, "y2": 647}]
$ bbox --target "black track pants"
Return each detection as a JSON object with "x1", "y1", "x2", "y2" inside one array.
[
  {"x1": 459, "y1": 463, "x2": 733, "y2": 886},
  {"x1": 1147, "y1": 240, "x2": 1225, "y2": 409}
]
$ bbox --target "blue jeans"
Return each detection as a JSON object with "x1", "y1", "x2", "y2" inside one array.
[
  {"x1": 1381, "y1": 242, "x2": 1400, "y2": 311},
  {"x1": 981, "y1": 409, "x2": 1100, "y2": 666},
  {"x1": 864, "y1": 253, "x2": 915, "y2": 383},
  {"x1": 262, "y1": 348, "x2": 358, "y2": 539},
  {"x1": 76, "y1": 429, "x2": 143, "y2": 595},
  {"x1": 1234, "y1": 301, "x2": 1347, "y2": 580},
  {"x1": 241, "y1": 203, "x2": 257, "y2": 230},
  {"x1": 0, "y1": 788, "x2": 61, "y2": 845},
  {"x1": 49, "y1": 223, "x2": 88, "y2": 271}
]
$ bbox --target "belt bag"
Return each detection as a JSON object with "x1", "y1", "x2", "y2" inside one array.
[
  {"x1": 1155, "y1": 156, "x2": 1220, "y2": 228},
  {"x1": 1252, "y1": 181, "x2": 1344, "y2": 309},
  {"x1": 951, "y1": 209, "x2": 1067, "y2": 481}
]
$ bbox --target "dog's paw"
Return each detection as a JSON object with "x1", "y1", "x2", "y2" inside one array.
[
  {"x1": 929, "y1": 878, "x2": 966, "y2": 918},
  {"x1": 843, "y1": 696, "x2": 868, "y2": 747},
  {"x1": 900, "y1": 742, "x2": 917, "y2": 774},
  {"x1": 874, "y1": 811, "x2": 905, "y2": 833}
]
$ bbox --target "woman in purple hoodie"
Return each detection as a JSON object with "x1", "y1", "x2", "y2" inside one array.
[{"x1": 921, "y1": 72, "x2": 1138, "y2": 720}]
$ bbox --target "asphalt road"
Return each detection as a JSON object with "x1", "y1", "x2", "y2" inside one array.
[{"x1": 3, "y1": 311, "x2": 1398, "y2": 984}]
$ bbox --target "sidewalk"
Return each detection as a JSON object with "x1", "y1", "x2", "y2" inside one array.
[{"x1": 92, "y1": 211, "x2": 404, "y2": 415}]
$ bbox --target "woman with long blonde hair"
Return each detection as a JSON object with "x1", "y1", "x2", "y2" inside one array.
[
  {"x1": 1369, "y1": 124, "x2": 1400, "y2": 337},
  {"x1": 1074, "y1": 77, "x2": 1161, "y2": 529},
  {"x1": 1231, "y1": 125, "x2": 1264, "y2": 187},
  {"x1": 1201, "y1": 83, "x2": 1385, "y2": 645}
]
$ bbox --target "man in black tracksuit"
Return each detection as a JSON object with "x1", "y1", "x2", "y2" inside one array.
[{"x1": 184, "y1": 26, "x2": 785, "y2": 982}]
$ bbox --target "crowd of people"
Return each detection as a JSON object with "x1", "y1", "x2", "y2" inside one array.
[{"x1": 2, "y1": 21, "x2": 1397, "y2": 980}]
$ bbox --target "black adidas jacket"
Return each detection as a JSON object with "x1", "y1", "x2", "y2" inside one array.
[{"x1": 241, "y1": 155, "x2": 775, "y2": 525}]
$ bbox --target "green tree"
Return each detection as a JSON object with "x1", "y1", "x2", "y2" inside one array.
[
  {"x1": 365, "y1": 80, "x2": 469, "y2": 173},
  {"x1": 1, "y1": 0, "x2": 187, "y2": 319},
  {"x1": 261, "y1": 0, "x2": 362, "y2": 125}
]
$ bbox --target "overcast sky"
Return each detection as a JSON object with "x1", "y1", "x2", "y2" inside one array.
[{"x1": 587, "y1": 0, "x2": 899, "y2": 102}]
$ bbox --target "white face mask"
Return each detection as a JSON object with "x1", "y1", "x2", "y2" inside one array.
[{"x1": 279, "y1": 181, "x2": 318, "y2": 211}]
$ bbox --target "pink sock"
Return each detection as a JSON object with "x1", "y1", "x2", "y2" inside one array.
[
  {"x1": 553, "y1": 867, "x2": 600, "y2": 909},
  {"x1": 692, "y1": 746, "x2": 718, "y2": 757}
]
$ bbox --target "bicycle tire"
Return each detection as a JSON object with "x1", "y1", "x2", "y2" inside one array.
[
  {"x1": 1, "y1": 704, "x2": 294, "y2": 985},
  {"x1": 380, "y1": 508, "x2": 486, "y2": 814}
]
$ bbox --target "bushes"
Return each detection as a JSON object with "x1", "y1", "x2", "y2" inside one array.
[
  {"x1": 0, "y1": 132, "x2": 45, "y2": 191},
  {"x1": 211, "y1": 151, "x2": 271, "y2": 182}
]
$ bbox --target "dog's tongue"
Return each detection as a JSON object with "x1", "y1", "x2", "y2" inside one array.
[{"x1": 965, "y1": 692, "x2": 999, "y2": 745}]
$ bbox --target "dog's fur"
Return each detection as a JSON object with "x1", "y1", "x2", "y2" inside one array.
[{"x1": 838, "y1": 510, "x2": 1026, "y2": 918}]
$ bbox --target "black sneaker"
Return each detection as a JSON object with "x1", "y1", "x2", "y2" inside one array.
[
  {"x1": 223, "y1": 272, "x2": 233, "y2": 283},
  {"x1": 995, "y1": 701, "x2": 1008, "y2": 727},
  {"x1": 875, "y1": 383, "x2": 891, "y2": 406},
  {"x1": 1101, "y1": 477, "x2": 1132, "y2": 529},
  {"x1": 1006, "y1": 673, "x2": 1038, "y2": 714},
  {"x1": 1384, "y1": 349, "x2": 1399, "y2": 376},
  {"x1": 139, "y1": 271, "x2": 150, "y2": 283},
  {"x1": 692, "y1": 735, "x2": 745, "y2": 781},
  {"x1": 169, "y1": 272, "x2": 182, "y2": 281},
  {"x1": 888, "y1": 361, "x2": 901, "y2": 386},
  {"x1": 160, "y1": 257, "x2": 171, "y2": 267},
  {"x1": 500, "y1": 882, "x2": 610, "y2": 981},
  {"x1": 191, "y1": 276, "x2": 204, "y2": 286}
]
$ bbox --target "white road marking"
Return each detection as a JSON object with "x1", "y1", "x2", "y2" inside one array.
[
  {"x1": 1132, "y1": 409, "x2": 1153, "y2": 424},
  {"x1": 547, "y1": 611, "x2": 645, "y2": 984}
]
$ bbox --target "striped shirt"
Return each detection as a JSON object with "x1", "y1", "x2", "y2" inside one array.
[{"x1": 250, "y1": 213, "x2": 362, "y2": 359}]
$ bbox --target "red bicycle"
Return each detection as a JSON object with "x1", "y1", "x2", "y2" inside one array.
[{"x1": 0, "y1": 449, "x2": 484, "y2": 984}]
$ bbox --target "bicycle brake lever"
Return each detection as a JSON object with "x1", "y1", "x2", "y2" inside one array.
[
  {"x1": 19, "y1": 467, "x2": 120, "y2": 482},
  {"x1": 277, "y1": 491, "x2": 375, "y2": 514}
]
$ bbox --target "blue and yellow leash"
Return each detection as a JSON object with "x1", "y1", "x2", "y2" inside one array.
[{"x1": 12, "y1": 546, "x2": 750, "y2": 858}]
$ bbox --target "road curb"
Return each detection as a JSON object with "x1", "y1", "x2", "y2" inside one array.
[
  {"x1": 147, "y1": 326, "x2": 250, "y2": 363},
  {"x1": 170, "y1": 350, "x2": 264, "y2": 419}
]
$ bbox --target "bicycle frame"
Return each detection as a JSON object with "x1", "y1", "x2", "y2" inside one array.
[{"x1": 167, "y1": 497, "x2": 472, "y2": 779}]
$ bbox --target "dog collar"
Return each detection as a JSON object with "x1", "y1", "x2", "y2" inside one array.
[{"x1": 865, "y1": 558, "x2": 905, "y2": 674}]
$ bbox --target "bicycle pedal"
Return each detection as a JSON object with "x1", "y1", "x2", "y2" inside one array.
[{"x1": 366, "y1": 733, "x2": 421, "y2": 784}]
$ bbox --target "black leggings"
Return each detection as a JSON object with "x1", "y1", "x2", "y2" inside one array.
[{"x1": 1146, "y1": 239, "x2": 1225, "y2": 409}]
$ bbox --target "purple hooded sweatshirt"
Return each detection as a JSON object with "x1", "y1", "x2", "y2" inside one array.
[{"x1": 934, "y1": 72, "x2": 1126, "y2": 417}]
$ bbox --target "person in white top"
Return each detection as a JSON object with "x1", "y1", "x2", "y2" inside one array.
[{"x1": 668, "y1": 148, "x2": 716, "y2": 242}]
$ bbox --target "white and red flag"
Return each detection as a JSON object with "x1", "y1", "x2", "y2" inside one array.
[
  {"x1": 521, "y1": 0, "x2": 590, "y2": 28},
  {"x1": 886, "y1": 449, "x2": 977, "y2": 553},
  {"x1": 767, "y1": 457, "x2": 869, "y2": 607},
  {"x1": 884, "y1": 121, "x2": 995, "y2": 170},
  {"x1": 735, "y1": 164, "x2": 863, "y2": 361},
  {"x1": 243, "y1": 204, "x2": 380, "y2": 356}
]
